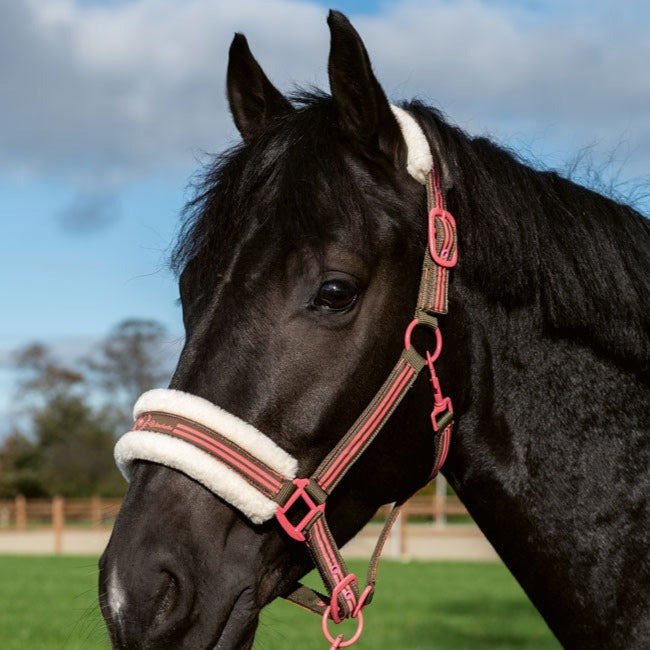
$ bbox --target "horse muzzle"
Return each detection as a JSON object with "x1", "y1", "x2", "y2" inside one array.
[{"x1": 99, "y1": 461, "x2": 289, "y2": 650}]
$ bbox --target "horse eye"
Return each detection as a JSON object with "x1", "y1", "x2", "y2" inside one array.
[{"x1": 313, "y1": 279, "x2": 359, "y2": 312}]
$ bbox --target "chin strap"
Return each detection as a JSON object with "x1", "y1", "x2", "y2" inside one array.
[{"x1": 117, "y1": 166, "x2": 456, "y2": 650}]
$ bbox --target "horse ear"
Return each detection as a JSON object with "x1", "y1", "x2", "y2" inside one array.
[
  {"x1": 227, "y1": 34, "x2": 293, "y2": 142},
  {"x1": 327, "y1": 11, "x2": 403, "y2": 163}
]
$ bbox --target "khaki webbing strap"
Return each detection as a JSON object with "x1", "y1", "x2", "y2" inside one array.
[
  {"x1": 426, "y1": 167, "x2": 444, "y2": 211},
  {"x1": 313, "y1": 348, "x2": 427, "y2": 494},
  {"x1": 283, "y1": 583, "x2": 328, "y2": 616},
  {"x1": 416, "y1": 254, "x2": 446, "y2": 314},
  {"x1": 411, "y1": 309, "x2": 439, "y2": 331},
  {"x1": 417, "y1": 168, "x2": 457, "y2": 315},
  {"x1": 431, "y1": 420, "x2": 453, "y2": 476},
  {"x1": 364, "y1": 501, "x2": 404, "y2": 589},
  {"x1": 305, "y1": 514, "x2": 360, "y2": 621},
  {"x1": 132, "y1": 411, "x2": 288, "y2": 500}
]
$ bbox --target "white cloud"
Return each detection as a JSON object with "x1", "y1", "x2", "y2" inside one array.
[{"x1": 0, "y1": 0, "x2": 648, "y2": 195}]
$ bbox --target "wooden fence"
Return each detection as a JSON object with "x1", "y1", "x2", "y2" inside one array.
[
  {"x1": 0, "y1": 495, "x2": 123, "y2": 530},
  {"x1": 0, "y1": 486, "x2": 467, "y2": 531},
  {"x1": 0, "y1": 477, "x2": 474, "y2": 555},
  {"x1": 0, "y1": 495, "x2": 123, "y2": 553}
]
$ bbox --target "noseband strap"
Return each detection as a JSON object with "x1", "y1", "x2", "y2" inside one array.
[
  {"x1": 115, "y1": 390, "x2": 298, "y2": 524},
  {"x1": 114, "y1": 108, "x2": 457, "y2": 649}
]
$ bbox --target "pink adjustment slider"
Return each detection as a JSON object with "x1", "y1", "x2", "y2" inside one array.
[
  {"x1": 428, "y1": 207, "x2": 458, "y2": 268},
  {"x1": 276, "y1": 478, "x2": 325, "y2": 542},
  {"x1": 426, "y1": 351, "x2": 453, "y2": 432}
]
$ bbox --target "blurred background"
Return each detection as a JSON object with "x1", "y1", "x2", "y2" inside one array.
[
  {"x1": 2, "y1": 0, "x2": 649, "y2": 499},
  {"x1": 0, "y1": 2, "x2": 647, "y2": 648}
]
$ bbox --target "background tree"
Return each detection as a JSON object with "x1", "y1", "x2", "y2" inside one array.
[
  {"x1": 1, "y1": 341, "x2": 122, "y2": 497},
  {"x1": 32, "y1": 394, "x2": 123, "y2": 497},
  {"x1": 84, "y1": 318, "x2": 171, "y2": 429},
  {"x1": 13, "y1": 343, "x2": 84, "y2": 404},
  {"x1": 0, "y1": 429, "x2": 44, "y2": 497},
  {"x1": 0, "y1": 319, "x2": 173, "y2": 497}
]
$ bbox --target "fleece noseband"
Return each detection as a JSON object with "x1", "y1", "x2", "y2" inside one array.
[
  {"x1": 115, "y1": 389, "x2": 298, "y2": 524},
  {"x1": 114, "y1": 106, "x2": 457, "y2": 649}
]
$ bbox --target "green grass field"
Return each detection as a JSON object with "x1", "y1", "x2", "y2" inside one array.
[{"x1": 0, "y1": 556, "x2": 559, "y2": 649}]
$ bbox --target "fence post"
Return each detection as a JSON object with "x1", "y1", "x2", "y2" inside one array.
[
  {"x1": 399, "y1": 503, "x2": 408, "y2": 557},
  {"x1": 0, "y1": 504, "x2": 8, "y2": 527},
  {"x1": 91, "y1": 496, "x2": 102, "y2": 529},
  {"x1": 434, "y1": 474, "x2": 447, "y2": 528},
  {"x1": 389, "y1": 510, "x2": 404, "y2": 559},
  {"x1": 53, "y1": 496, "x2": 64, "y2": 554},
  {"x1": 15, "y1": 495, "x2": 27, "y2": 530}
]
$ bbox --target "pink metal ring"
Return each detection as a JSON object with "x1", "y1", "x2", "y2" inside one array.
[
  {"x1": 322, "y1": 607, "x2": 364, "y2": 648},
  {"x1": 404, "y1": 318, "x2": 443, "y2": 362}
]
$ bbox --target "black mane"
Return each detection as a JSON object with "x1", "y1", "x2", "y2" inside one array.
[
  {"x1": 174, "y1": 93, "x2": 650, "y2": 376},
  {"x1": 173, "y1": 91, "x2": 412, "y2": 277},
  {"x1": 406, "y1": 101, "x2": 650, "y2": 376}
]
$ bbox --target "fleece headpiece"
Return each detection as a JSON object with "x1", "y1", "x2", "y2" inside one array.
[{"x1": 390, "y1": 105, "x2": 433, "y2": 184}]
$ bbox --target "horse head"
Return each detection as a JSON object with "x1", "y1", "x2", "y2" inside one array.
[
  {"x1": 99, "y1": 12, "x2": 457, "y2": 649},
  {"x1": 99, "y1": 8, "x2": 650, "y2": 649}
]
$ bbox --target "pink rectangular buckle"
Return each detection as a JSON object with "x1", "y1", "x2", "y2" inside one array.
[{"x1": 276, "y1": 478, "x2": 325, "y2": 542}]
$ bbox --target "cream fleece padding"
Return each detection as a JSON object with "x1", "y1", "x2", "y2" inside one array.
[
  {"x1": 390, "y1": 105, "x2": 433, "y2": 185},
  {"x1": 114, "y1": 388, "x2": 298, "y2": 525},
  {"x1": 134, "y1": 389, "x2": 298, "y2": 477},
  {"x1": 115, "y1": 431, "x2": 280, "y2": 523}
]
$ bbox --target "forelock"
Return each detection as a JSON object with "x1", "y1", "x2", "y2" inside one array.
[{"x1": 172, "y1": 92, "x2": 414, "y2": 277}]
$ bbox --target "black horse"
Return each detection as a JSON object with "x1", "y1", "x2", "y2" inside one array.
[{"x1": 99, "y1": 10, "x2": 650, "y2": 649}]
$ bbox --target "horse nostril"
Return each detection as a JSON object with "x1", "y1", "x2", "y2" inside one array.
[
  {"x1": 145, "y1": 565, "x2": 196, "y2": 642},
  {"x1": 156, "y1": 569, "x2": 180, "y2": 619}
]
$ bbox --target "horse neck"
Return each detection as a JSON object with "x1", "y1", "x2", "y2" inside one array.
[{"x1": 440, "y1": 280, "x2": 650, "y2": 648}]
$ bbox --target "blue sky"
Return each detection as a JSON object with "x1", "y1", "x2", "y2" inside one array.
[{"x1": 1, "y1": 0, "x2": 649, "y2": 430}]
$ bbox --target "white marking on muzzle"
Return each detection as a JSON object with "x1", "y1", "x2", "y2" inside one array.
[{"x1": 107, "y1": 565, "x2": 126, "y2": 630}]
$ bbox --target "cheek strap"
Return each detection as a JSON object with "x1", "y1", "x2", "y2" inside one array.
[{"x1": 114, "y1": 388, "x2": 298, "y2": 524}]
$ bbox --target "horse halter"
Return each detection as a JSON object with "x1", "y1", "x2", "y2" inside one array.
[{"x1": 114, "y1": 106, "x2": 457, "y2": 649}]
